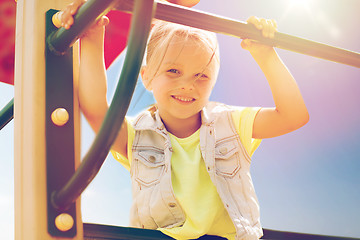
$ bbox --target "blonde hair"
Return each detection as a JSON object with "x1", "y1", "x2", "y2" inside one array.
[{"x1": 145, "y1": 20, "x2": 220, "y2": 81}]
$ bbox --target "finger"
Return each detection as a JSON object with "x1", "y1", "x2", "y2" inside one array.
[
  {"x1": 260, "y1": 18, "x2": 276, "y2": 38},
  {"x1": 271, "y1": 19, "x2": 278, "y2": 30},
  {"x1": 60, "y1": 7, "x2": 72, "y2": 26},
  {"x1": 267, "y1": 19, "x2": 277, "y2": 38},
  {"x1": 247, "y1": 16, "x2": 263, "y2": 30},
  {"x1": 266, "y1": 19, "x2": 274, "y2": 38},
  {"x1": 246, "y1": 16, "x2": 257, "y2": 24},
  {"x1": 61, "y1": 0, "x2": 86, "y2": 28},
  {"x1": 59, "y1": 11, "x2": 69, "y2": 28},
  {"x1": 61, "y1": 12, "x2": 74, "y2": 29},
  {"x1": 260, "y1": 18, "x2": 269, "y2": 37},
  {"x1": 241, "y1": 38, "x2": 252, "y2": 49}
]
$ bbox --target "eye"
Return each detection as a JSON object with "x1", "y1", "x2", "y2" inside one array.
[
  {"x1": 195, "y1": 73, "x2": 209, "y2": 79},
  {"x1": 167, "y1": 69, "x2": 180, "y2": 74}
]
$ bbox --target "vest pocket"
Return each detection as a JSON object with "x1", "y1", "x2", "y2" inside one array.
[
  {"x1": 134, "y1": 150, "x2": 165, "y2": 187},
  {"x1": 215, "y1": 139, "x2": 241, "y2": 177}
]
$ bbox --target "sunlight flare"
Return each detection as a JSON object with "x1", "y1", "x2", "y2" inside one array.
[{"x1": 288, "y1": 0, "x2": 312, "y2": 10}]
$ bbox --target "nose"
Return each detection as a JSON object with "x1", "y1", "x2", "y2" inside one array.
[{"x1": 179, "y1": 76, "x2": 195, "y2": 91}]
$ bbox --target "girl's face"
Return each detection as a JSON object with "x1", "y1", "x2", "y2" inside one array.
[{"x1": 142, "y1": 36, "x2": 219, "y2": 124}]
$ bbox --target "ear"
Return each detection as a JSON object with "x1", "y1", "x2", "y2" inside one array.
[{"x1": 141, "y1": 66, "x2": 152, "y2": 91}]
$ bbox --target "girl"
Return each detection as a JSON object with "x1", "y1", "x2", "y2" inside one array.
[{"x1": 59, "y1": 1, "x2": 309, "y2": 239}]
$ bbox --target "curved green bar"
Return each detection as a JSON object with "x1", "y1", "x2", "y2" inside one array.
[
  {"x1": 0, "y1": 98, "x2": 14, "y2": 131},
  {"x1": 52, "y1": 0, "x2": 155, "y2": 210}
]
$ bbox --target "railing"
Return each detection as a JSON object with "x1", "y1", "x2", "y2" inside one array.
[
  {"x1": 117, "y1": 0, "x2": 360, "y2": 68},
  {"x1": 0, "y1": 98, "x2": 14, "y2": 130},
  {"x1": 82, "y1": 223, "x2": 360, "y2": 240}
]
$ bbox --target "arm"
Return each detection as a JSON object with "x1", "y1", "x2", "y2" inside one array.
[
  {"x1": 242, "y1": 16, "x2": 309, "y2": 139},
  {"x1": 60, "y1": 0, "x2": 128, "y2": 156},
  {"x1": 60, "y1": 0, "x2": 201, "y2": 157}
]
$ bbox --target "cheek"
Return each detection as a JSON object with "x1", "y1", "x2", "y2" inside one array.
[
  {"x1": 156, "y1": 77, "x2": 178, "y2": 91},
  {"x1": 197, "y1": 81, "x2": 214, "y2": 97},
  {"x1": 151, "y1": 79, "x2": 171, "y2": 97}
]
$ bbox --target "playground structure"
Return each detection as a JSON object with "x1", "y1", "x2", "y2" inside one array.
[{"x1": 1, "y1": 0, "x2": 360, "y2": 239}]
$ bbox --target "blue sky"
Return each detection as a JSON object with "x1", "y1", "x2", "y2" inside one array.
[{"x1": 1, "y1": 0, "x2": 360, "y2": 239}]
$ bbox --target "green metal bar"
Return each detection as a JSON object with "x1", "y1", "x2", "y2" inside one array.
[
  {"x1": 84, "y1": 223, "x2": 173, "y2": 240},
  {"x1": 47, "y1": 0, "x2": 119, "y2": 55},
  {"x1": 0, "y1": 98, "x2": 14, "y2": 131},
  {"x1": 51, "y1": 0, "x2": 154, "y2": 210},
  {"x1": 116, "y1": 0, "x2": 360, "y2": 68},
  {"x1": 83, "y1": 223, "x2": 360, "y2": 240}
]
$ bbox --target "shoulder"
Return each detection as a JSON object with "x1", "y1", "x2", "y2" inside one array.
[
  {"x1": 205, "y1": 101, "x2": 235, "y2": 113},
  {"x1": 203, "y1": 102, "x2": 249, "y2": 123},
  {"x1": 205, "y1": 101, "x2": 261, "y2": 119},
  {"x1": 205, "y1": 101, "x2": 253, "y2": 114},
  {"x1": 202, "y1": 102, "x2": 232, "y2": 122},
  {"x1": 130, "y1": 106, "x2": 161, "y2": 130}
]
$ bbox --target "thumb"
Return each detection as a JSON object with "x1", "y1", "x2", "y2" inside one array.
[{"x1": 241, "y1": 39, "x2": 252, "y2": 50}]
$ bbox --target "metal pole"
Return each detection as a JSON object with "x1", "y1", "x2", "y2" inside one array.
[{"x1": 116, "y1": 0, "x2": 360, "y2": 68}]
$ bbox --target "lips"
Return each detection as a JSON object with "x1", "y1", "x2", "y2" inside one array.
[{"x1": 171, "y1": 95, "x2": 196, "y2": 103}]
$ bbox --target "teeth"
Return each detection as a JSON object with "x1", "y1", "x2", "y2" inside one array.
[{"x1": 173, "y1": 95, "x2": 195, "y2": 102}]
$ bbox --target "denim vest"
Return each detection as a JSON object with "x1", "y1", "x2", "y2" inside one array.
[{"x1": 129, "y1": 102, "x2": 263, "y2": 240}]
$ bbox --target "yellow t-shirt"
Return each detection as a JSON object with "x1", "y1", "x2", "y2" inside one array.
[{"x1": 111, "y1": 107, "x2": 261, "y2": 240}]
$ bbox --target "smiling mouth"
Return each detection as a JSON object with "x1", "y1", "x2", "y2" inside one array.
[{"x1": 171, "y1": 95, "x2": 196, "y2": 103}]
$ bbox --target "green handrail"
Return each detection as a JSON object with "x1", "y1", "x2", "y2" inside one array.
[
  {"x1": 47, "y1": 0, "x2": 119, "y2": 55},
  {"x1": 51, "y1": 0, "x2": 154, "y2": 210},
  {"x1": 0, "y1": 98, "x2": 14, "y2": 131},
  {"x1": 116, "y1": 0, "x2": 360, "y2": 68},
  {"x1": 83, "y1": 223, "x2": 360, "y2": 240}
]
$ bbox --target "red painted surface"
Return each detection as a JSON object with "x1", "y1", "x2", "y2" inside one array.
[
  {"x1": 104, "y1": 10, "x2": 131, "y2": 69},
  {"x1": 0, "y1": 0, "x2": 199, "y2": 85},
  {"x1": 0, "y1": 1, "x2": 131, "y2": 85},
  {"x1": 0, "y1": 0, "x2": 16, "y2": 85}
]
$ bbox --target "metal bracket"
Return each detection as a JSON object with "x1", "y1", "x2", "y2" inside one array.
[{"x1": 45, "y1": 9, "x2": 77, "y2": 238}]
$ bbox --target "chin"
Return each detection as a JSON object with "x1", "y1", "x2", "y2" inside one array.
[{"x1": 166, "y1": 0, "x2": 201, "y2": 7}]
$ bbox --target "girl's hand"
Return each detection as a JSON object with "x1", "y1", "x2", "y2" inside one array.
[
  {"x1": 59, "y1": 0, "x2": 85, "y2": 29},
  {"x1": 241, "y1": 16, "x2": 277, "y2": 57},
  {"x1": 57, "y1": 0, "x2": 109, "y2": 41}
]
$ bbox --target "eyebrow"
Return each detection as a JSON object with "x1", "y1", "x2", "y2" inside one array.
[
  {"x1": 163, "y1": 62, "x2": 214, "y2": 75},
  {"x1": 163, "y1": 62, "x2": 183, "y2": 68}
]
